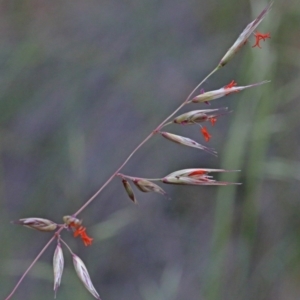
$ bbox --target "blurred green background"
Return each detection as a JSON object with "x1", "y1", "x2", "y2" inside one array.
[{"x1": 1, "y1": 0, "x2": 300, "y2": 299}]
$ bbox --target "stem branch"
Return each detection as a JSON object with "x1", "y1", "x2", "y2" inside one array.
[{"x1": 74, "y1": 66, "x2": 219, "y2": 217}]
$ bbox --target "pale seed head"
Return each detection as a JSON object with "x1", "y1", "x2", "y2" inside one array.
[
  {"x1": 122, "y1": 178, "x2": 137, "y2": 204},
  {"x1": 72, "y1": 254, "x2": 101, "y2": 299},
  {"x1": 132, "y1": 178, "x2": 168, "y2": 198},
  {"x1": 219, "y1": 2, "x2": 273, "y2": 67},
  {"x1": 192, "y1": 81, "x2": 270, "y2": 103},
  {"x1": 53, "y1": 242, "x2": 64, "y2": 298},
  {"x1": 12, "y1": 217, "x2": 57, "y2": 232},
  {"x1": 161, "y1": 132, "x2": 216, "y2": 156},
  {"x1": 173, "y1": 108, "x2": 227, "y2": 125},
  {"x1": 161, "y1": 168, "x2": 241, "y2": 186}
]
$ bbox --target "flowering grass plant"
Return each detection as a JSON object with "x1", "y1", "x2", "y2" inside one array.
[{"x1": 5, "y1": 2, "x2": 273, "y2": 299}]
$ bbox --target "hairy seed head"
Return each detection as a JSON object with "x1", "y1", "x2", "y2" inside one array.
[
  {"x1": 53, "y1": 242, "x2": 64, "y2": 298},
  {"x1": 12, "y1": 217, "x2": 57, "y2": 232},
  {"x1": 219, "y1": 2, "x2": 273, "y2": 66},
  {"x1": 173, "y1": 108, "x2": 228, "y2": 125},
  {"x1": 161, "y1": 132, "x2": 216, "y2": 156},
  {"x1": 133, "y1": 178, "x2": 168, "y2": 198},
  {"x1": 122, "y1": 178, "x2": 137, "y2": 204},
  {"x1": 72, "y1": 254, "x2": 101, "y2": 299}
]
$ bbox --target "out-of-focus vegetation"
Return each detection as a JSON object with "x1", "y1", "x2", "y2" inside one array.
[{"x1": 1, "y1": 0, "x2": 300, "y2": 299}]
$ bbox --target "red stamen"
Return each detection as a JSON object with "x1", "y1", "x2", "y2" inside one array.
[
  {"x1": 73, "y1": 226, "x2": 86, "y2": 237},
  {"x1": 224, "y1": 80, "x2": 239, "y2": 95},
  {"x1": 224, "y1": 80, "x2": 237, "y2": 89},
  {"x1": 201, "y1": 127, "x2": 211, "y2": 142},
  {"x1": 68, "y1": 222, "x2": 93, "y2": 246},
  {"x1": 68, "y1": 221, "x2": 77, "y2": 228},
  {"x1": 210, "y1": 117, "x2": 217, "y2": 126},
  {"x1": 81, "y1": 232, "x2": 93, "y2": 246},
  {"x1": 252, "y1": 31, "x2": 270, "y2": 48}
]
